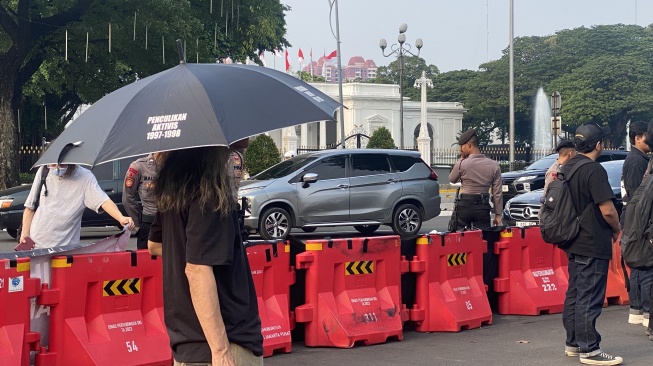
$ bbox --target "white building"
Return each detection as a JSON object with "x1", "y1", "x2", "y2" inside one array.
[{"x1": 267, "y1": 82, "x2": 467, "y2": 153}]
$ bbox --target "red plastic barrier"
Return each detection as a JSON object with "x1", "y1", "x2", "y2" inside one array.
[
  {"x1": 605, "y1": 239, "x2": 628, "y2": 306},
  {"x1": 0, "y1": 258, "x2": 40, "y2": 366},
  {"x1": 245, "y1": 240, "x2": 295, "y2": 357},
  {"x1": 409, "y1": 230, "x2": 492, "y2": 332},
  {"x1": 36, "y1": 250, "x2": 171, "y2": 366},
  {"x1": 493, "y1": 227, "x2": 569, "y2": 315},
  {"x1": 295, "y1": 236, "x2": 408, "y2": 348}
]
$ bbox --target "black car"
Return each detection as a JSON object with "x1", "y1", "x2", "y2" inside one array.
[
  {"x1": 501, "y1": 150, "x2": 628, "y2": 206},
  {"x1": 502, "y1": 160, "x2": 624, "y2": 227},
  {"x1": 0, "y1": 158, "x2": 136, "y2": 239}
]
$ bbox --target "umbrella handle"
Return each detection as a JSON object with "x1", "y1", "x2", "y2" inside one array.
[{"x1": 176, "y1": 39, "x2": 186, "y2": 64}]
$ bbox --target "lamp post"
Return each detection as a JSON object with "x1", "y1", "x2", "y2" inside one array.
[
  {"x1": 551, "y1": 91, "x2": 561, "y2": 149},
  {"x1": 379, "y1": 23, "x2": 423, "y2": 149}
]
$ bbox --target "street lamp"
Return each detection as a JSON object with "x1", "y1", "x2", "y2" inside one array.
[
  {"x1": 379, "y1": 23, "x2": 423, "y2": 149},
  {"x1": 551, "y1": 91, "x2": 561, "y2": 149}
]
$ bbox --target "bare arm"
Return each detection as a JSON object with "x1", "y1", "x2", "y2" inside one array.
[
  {"x1": 147, "y1": 240, "x2": 162, "y2": 256},
  {"x1": 185, "y1": 263, "x2": 236, "y2": 366},
  {"x1": 598, "y1": 200, "x2": 621, "y2": 242},
  {"x1": 100, "y1": 199, "x2": 135, "y2": 230},
  {"x1": 19, "y1": 207, "x2": 35, "y2": 244}
]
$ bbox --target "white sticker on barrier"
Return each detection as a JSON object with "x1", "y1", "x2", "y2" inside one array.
[
  {"x1": 9, "y1": 276, "x2": 23, "y2": 292},
  {"x1": 532, "y1": 269, "x2": 554, "y2": 277}
]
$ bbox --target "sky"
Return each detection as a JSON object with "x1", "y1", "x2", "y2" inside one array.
[{"x1": 263, "y1": 0, "x2": 653, "y2": 73}]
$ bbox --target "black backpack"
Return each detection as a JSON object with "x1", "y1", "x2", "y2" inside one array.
[
  {"x1": 620, "y1": 160, "x2": 653, "y2": 270},
  {"x1": 540, "y1": 159, "x2": 593, "y2": 248}
]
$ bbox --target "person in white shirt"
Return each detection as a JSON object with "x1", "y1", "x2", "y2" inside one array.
[{"x1": 19, "y1": 163, "x2": 134, "y2": 249}]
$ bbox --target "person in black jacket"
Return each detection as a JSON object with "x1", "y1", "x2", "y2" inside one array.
[{"x1": 620, "y1": 121, "x2": 652, "y2": 328}]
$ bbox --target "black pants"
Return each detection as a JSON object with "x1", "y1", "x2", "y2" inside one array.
[
  {"x1": 454, "y1": 199, "x2": 491, "y2": 231},
  {"x1": 136, "y1": 222, "x2": 151, "y2": 250}
]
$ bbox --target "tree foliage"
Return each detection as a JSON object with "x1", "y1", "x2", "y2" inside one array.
[
  {"x1": 366, "y1": 127, "x2": 396, "y2": 149},
  {"x1": 372, "y1": 56, "x2": 439, "y2": 102},
  {"x1": 244, "y1": 134, "x2": 280, "y2": 176},
  {"x1": 0, "y1": 0, "x2": 289, "y2": 189},
  {"x1": 430, "y1": 24, "x2": 653, "y2": 147}
]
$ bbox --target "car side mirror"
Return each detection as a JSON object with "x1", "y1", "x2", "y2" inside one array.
[{"x1": 302, "y1": 173, "x2": 318, "y2": 184}]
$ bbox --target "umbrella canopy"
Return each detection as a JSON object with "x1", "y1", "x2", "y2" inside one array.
[{"x1": 35, "y1": 63, "x2": 341, "y2": 167}]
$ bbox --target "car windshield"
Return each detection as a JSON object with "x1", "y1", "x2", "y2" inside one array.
[
  {"x1": 525, "y1": 155, "x2": 558, "y2": 170},
  {"x1": 252, "y1": 156, "x2": 318, "y2": 180}
]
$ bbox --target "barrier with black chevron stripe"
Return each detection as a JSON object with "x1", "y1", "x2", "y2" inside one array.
[
  {"x1": 295, "y1": 236, "x2": 408, "y2": 348},
  {"x1": 409, "y1": 230, "x2": 492, "y2": 332},
  {"x1": 36, "y1": 251, "x2": 171, "y2": 365}
]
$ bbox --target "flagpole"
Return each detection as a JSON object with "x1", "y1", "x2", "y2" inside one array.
[{"x1": 334, "y1": 0, "x2": 345, "y2": 148}]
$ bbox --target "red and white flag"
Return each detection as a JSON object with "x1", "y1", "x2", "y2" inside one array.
[
  {"x1": 309, "y1": 48, "x2": 313, "y2": 75},
  {"x1": 324, "y1": 49, "x2": 337, "y2": 65},
  {"x1": 298, "y1": 48, "x2": 304, "y2": 64},
  {"x1": 274, "y1": 48, "x2": 283, "y2": 58},
  {"x1": 285, "y1": 49, "x2": 290, "y2": 71}
]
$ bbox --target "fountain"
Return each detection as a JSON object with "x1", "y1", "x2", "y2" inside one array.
[{"x1": 533, "y1": 87, "x2": 552, "y2": 150}]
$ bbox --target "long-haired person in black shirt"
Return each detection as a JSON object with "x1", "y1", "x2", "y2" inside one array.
[{"x1": 148, "y1": 146, "x2": 263, "y2": 366}]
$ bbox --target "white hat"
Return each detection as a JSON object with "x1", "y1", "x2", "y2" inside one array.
[{"x1": 284, "y1": 150, "x2": 296, "y2": 158}]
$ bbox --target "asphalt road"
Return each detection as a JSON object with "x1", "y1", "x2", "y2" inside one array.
[
  {"x1": 4, "y1": 213, "x2": 649, "y2": 365},
  {"x1": 0, "y1": 214, "x2": 453, "y2": 253}
]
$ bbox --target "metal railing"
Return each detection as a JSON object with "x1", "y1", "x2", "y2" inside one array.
[{"x1": 19, "y1": 146, "x2": 45, "y2": 173}]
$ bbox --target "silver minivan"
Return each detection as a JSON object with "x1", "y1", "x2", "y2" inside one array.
[{"x1": 238, "y1": 149, "x2": 441, "y2": 240}]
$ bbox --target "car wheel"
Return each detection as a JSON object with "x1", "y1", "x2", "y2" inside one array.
[
  {"x1": 354, "y1": 224, "x2": 380, "y2": 236},
  {"x1": 301, "y1": 227, "x2": 317, "y2": 233},
  {"x1": 391, "y1": 203, "x2": 422, "y2": 237},
  {"x1": 259, "y1": 207, "x2": 292, "y2": 240},
  {"x1": 6, "y1": 228, "x2": 18, "y2": 239}
]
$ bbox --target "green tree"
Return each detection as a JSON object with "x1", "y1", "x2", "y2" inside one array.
[
  {"x1": 244, "y1": 134, "x2": 280, "y2": 176},
  {"x1": 366, "y1": 127, "x2": 396, "y2": 149},
  {"x1": 372, "y1": 56, "x2": 439, "y2": 101},
  {"x1": 0, "y1": 0, "x2": 289, "y2": 189},
  {"x1": 297, "y1": 70, "x2": 325, "y2": 82}
]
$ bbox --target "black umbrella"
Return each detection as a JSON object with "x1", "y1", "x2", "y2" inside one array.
[{"x1": 35, "y1": 63, "x2": 341, "y2": 167}]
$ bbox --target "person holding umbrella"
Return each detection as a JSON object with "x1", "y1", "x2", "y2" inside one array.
[
  {"x1": 147, "y1": 146, "x2": 263, "y2": 366},
  {"x1": 19, "y1": 163, "x2": 135, "y2": 249}
]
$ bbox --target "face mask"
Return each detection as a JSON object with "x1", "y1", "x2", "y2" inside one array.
[{"x1": 50, "y1": 167, "x2": 67, "y2": 177}]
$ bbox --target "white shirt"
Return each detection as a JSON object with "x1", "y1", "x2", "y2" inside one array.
[{"x1": 24, "y1": 166, "x2": 109, "y2": 248}]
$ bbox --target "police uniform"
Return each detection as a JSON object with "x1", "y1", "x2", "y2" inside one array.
[
  {"x1": 122, "y1": 155, "x2": 158, "y2": 249},
  {"x1": 448, "y1": 129, "x2": 503, "y2": 230}
]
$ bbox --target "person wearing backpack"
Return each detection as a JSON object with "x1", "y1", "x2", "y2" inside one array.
[
  {"x1": 620, "y1": 121, "x2": 651, "y2": 327},
  {"x1": 561, "y1": 123, "x2": 623, "y2": 365}
]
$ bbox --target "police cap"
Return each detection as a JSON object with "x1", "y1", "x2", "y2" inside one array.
[
  {"x1": 457, "y1": 129, "x2": 477, "y2": 145},
  {"x1": 555, "y1": 139, "x2": 574, "y2": 152}
]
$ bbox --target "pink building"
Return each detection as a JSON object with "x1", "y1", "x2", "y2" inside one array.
[{"x1": 303, "y1": 56, "x2": 378, "y2": 83}]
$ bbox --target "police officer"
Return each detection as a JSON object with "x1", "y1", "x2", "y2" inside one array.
[
  {"x1": 449, "y1": 129, "x2": 503, "y2": 230},
  {"x1": 122, "y1": 153, "x2": 163, "y2": 249}
]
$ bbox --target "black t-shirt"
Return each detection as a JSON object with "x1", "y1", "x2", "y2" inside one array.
[
  {"x1": 621, "y1": 147, "x2": 649, "y2": 201},
  {"x1": 565, "y1": 154, "x2": 616, "y2": 260},
  {"x1": 149, "y1": 201, "x2": 263, "y2": 362}
]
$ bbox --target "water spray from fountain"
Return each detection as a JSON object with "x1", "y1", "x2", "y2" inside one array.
[{"x1": 533, "y1": 87, "x2": 552, "y2": 150}]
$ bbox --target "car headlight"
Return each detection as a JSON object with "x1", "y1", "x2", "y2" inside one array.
[
  {"x1": 516, "y1": 175, "x2": 538, "y2": 182},
  {"x1": 0, "y1": 198, "x2": 13, "y2": 209},
  {"x1": 504, "y1": 199, "x2": 511, "y2": 213}
]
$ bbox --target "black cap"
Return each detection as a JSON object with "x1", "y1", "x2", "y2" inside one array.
[
  {"x1": 575, "y1": 123, "x2": 611, "y2": 144},
  {"x1": 457, "y1": 129, "x2": 477, "y2": 145},
  {"x1": 555, "y1": 139, "x2": 574, "y2": 152}
]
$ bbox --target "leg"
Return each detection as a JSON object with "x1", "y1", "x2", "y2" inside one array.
[
  {"x1": 455, "y1": 201, "x2": 472, "y2": 231},
  {"x1": 136, "y1": 222, "x2": 151, "y2": 250},
  {"x1": 563, "y1": 253, "x2": 579, "y2": 349},
  {"x1": 574, "y1": 255, "x2": 609, "y2": 353},
  {"x1": 469, "y1": 204, "x2": 491, "y2": 230},
  {"x1": 640, "y1": 268, "x2": 653, "y2": 328},
  {"x1": 628, "y1": 268, "x2": 642, "y2": 323},
  {"x1": 229, "y1": 343, "x2": 263, "y2": 366}
]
